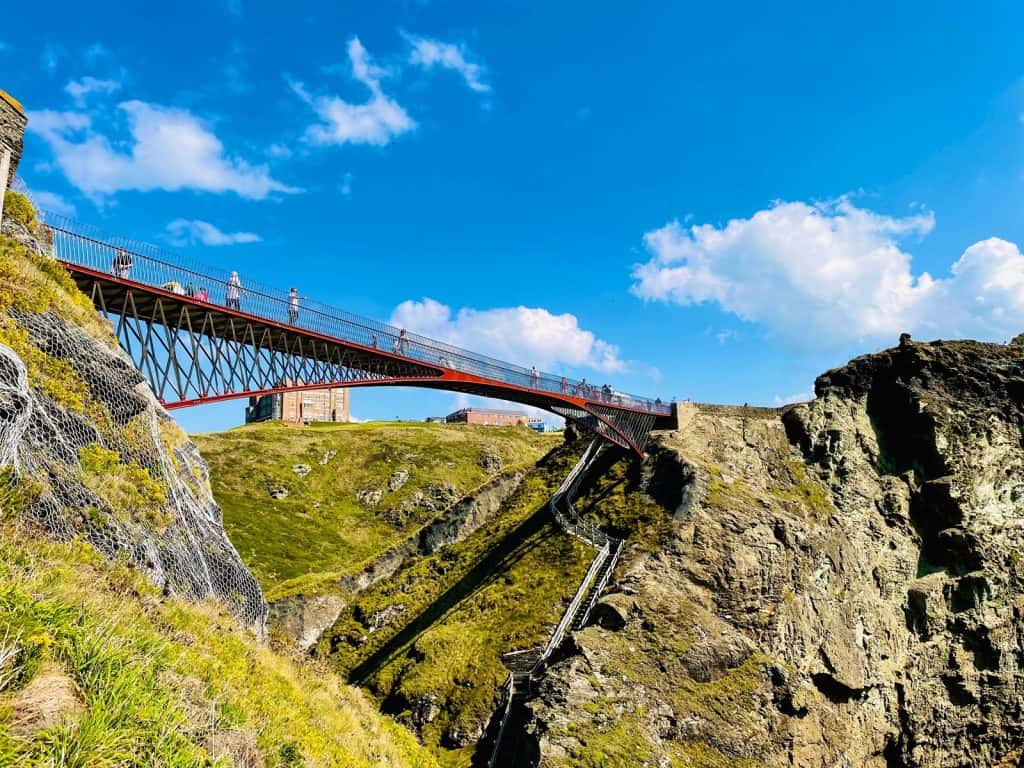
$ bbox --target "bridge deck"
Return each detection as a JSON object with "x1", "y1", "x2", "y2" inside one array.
[{"x1": 44, "y1": 215, "x2": 672, "y2": 454}]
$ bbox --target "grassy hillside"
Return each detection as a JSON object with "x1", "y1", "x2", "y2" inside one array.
[
  {"x1": 194, "y1": 421, "x2": 559, "y2": 599},
  {"x1": 0, "y1": 525, "x2": 437, "y2": 768},
  {"x1": 323, "y1": 453, "x2": 594, "y2": 764}
]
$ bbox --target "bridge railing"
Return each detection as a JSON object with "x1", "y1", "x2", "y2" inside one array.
[{"x1": 42, "y1": 213, "x2": 671, "y2": 417}]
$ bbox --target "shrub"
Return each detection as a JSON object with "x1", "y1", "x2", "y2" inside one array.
[{"x1": 3, "y1": 191, "x2": 36, "y2": 230}]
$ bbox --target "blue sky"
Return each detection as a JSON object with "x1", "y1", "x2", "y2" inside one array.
[{"x1": 5, "y1": 2, "x2": 1024, "y2": 433}]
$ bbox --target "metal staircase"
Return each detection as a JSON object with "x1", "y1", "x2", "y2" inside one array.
[{"x1": 488, "y1": 439, "x2": 624, "y2": 766}]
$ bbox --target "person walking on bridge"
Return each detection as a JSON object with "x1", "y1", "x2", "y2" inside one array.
[
  {"x1": 394, "y1": 328, "x2": 410, "y2": 355},
  {"x1": 112, "y1": 248, "x2": 133, "y2": 279},
  {"x1": 288, "y1": 287, "x2": 304, "y2": 325},
  {"x1": 530, "y1": 366, "x2": 540, "y2": 389},
  {"x1": 226, "y1": 271, "x2": 244, "y2": 310}
]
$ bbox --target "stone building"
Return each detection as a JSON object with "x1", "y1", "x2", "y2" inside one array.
[
  {"x1": 0, "y1": 90, "x2": 27, "y2": 186},
  {"x1": 445, "y1": 407, "x2": 530, "y2": 427},
  {"x1": 246, "y1": 382, "x2": 351, "y2": 424}
]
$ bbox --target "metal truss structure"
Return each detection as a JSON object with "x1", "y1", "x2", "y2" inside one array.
[{"x1": 47, "y1": 218, "x2": 672, "y2": 455}]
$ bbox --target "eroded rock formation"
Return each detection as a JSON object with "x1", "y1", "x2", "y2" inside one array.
[{"x1": 527, "y1": 338, "x2": 1024, "y2": 767}]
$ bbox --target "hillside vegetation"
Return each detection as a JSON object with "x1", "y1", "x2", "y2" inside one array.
[
  {"x1": 197, "y1": 412, "x2": 680, "y2": 764},
  {"x1": 195, "y1": 421, "x2": 559, "y2": 599},
  {"x1": 0, "y1": 526, "x2": 437, "y2": 768}
]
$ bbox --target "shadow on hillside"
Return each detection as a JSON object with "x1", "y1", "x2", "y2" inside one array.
[{"x1": 346, "y1": 500, "x2": 558, "y2": 686}]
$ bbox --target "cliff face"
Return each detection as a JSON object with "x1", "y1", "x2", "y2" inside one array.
[
  {"x1": 0, "y1": 211, "x2": 266, "y2": 631},
  {"x1": 527, "y1": 337, "x2": 1024, "y2": 767}
]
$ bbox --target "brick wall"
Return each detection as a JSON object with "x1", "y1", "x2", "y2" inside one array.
[{"x1": 0, "y1": 90, "x2": 27, "y2": 186}]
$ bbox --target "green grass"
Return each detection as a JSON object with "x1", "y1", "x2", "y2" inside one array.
[
  {"x1": 194, "y1": 421, "x2": 558, "y2": 598},
  {"x1": 198, "y1": 428, "x2": 680, "y2": 762},
  {"x1": 0, "y1": 235, "x2": 115, "y2": 421},
  {"x1": 0, "y1": 526, "x2": 438, "y2": 768},
  {"x1": 561, "y1": 710, "x2": 654, "y2": 768}
]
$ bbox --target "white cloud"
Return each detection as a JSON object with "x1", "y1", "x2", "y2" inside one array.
[
  {"x1": 713, "y1": 328, "x2": 737, "y2": 345},
  {"x1": 29, "y1": 101, "x2": 300, "y2": 201},
  {"x1": 632, "y1": 198, "x2": 1024, "y2": 347},
  {"x1": 267, "y1": 143, "x2": 292, "y2": 159},
  {"x1": 390, "y1": 297, "x2": 625, "y2": 373},
  {"x1": 405, "y1": 34, "x2": 491, "y2": 93},
  {"x1": 293, "y1": 37, "x2": 415, "y2": 147},
  {"x1": 165, "y1": 219, "x2": 261, "y2": 246},
  {"x1": 65, "y1": 76, "x2": 122, "y2": 106},
  {"x1": 31, "y1": 190, "x2": 77, "y2": 218}
]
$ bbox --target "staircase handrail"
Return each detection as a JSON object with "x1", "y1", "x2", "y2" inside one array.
[
  {"x1": 540, "y1": 542, "x2": 609, "y2": 663},
  {"x1": 487, "y1": 674, "x2": 516, "y2": 768},
  {"x1": 573, "y1": 538, "x2": 624, "y2": 630}
]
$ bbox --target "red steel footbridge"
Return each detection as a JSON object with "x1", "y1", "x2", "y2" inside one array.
[{"x1": 43, "y1": 215, "x2": 673, "y2": 455}]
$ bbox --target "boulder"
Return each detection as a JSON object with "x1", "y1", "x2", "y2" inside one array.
[
  {"x1": 388, "y1": 469, "x2": 410, "y2": 491},
  {"x1": 590, "y1": 592, "x2": 635, "y2": 630},
  {"x1": 356, "y1": 489, "x2": 382, "y2": 506},
  {"x1": 478, "y1": 446, "x2": 503, "y2": 474}
]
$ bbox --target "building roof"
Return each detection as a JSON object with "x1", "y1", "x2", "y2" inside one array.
[
  {"x1": 447, "y1": 407, "x2": 528, "y2": 418},
  {"x1": 0, "y1": 90, "x2": 25, "y2": 117}
]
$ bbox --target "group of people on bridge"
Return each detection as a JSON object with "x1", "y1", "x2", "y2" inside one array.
[
  {"x1": 113, "y1": 249, "x2": 310, "y2": 326},
  {"x1": 554, "y1": 374, "x2": 663, "y2": 411}
]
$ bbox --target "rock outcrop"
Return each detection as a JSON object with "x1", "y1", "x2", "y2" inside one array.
[
  {"x1": 270, "y1": 470, "x2": 526, "y2": 649},
  {"x1": 526, "y1": 338, "x2": 1024, "y2": 767}
]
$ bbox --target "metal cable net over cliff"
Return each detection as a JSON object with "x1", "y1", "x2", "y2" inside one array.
[
  {"x1": 0, "y1": 296, "x2": 266, "y2": 630},
  {"x1": 42, "y1": 214, "x2": 672, "y2": 455}
]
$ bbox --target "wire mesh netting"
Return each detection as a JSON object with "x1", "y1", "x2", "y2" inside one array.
[{"x1": 0, "y1": 209, "x2": 267, "y2": 632}]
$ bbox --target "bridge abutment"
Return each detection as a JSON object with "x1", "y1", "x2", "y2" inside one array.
[{"x1": 671, "y1": 399, "x2": 698, "y2": 431}]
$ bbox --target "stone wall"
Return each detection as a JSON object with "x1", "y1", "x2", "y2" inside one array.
[
  {"x1": 667, "y1": 399, "x2": 799, "y2": 430},
  {"x1": 0, "y1": 90, "x2": 27, "y2": 186}
]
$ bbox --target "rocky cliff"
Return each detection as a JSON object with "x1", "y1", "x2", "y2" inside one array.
[
  {"x1": 526, "y1": 336, "x2": 1024, "y2": 767},
  {"x1": 0, "y1": 200, "x2": 266, "y2": 631}
]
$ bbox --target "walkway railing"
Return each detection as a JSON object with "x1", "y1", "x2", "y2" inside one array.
[{"x1": 40, "y1": 212, "x2": 670, "y2": 418}]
